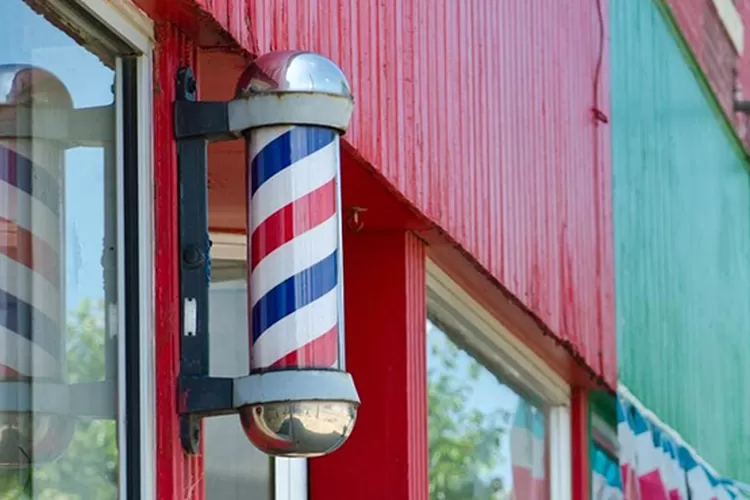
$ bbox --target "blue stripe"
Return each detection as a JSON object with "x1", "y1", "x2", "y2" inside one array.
[
  {"x1": 0, "y1": 146, "x2": 60, "y2": 214},
  {"x1": 0, "y1": 288, "x2": 60, "y2": 356},
  {"x1": 250, "y1": 126, "x2": 336, "y2": 195},
  {"x1": 251, "y1": 251, "x2": 337, "y2": 342}
]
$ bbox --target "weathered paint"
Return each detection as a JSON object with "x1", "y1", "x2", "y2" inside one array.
[
  {"x1": 309, "y1": 230, "x2": 429, "y2": 500},
  {"x1": 153, "y1": 22, "x2": 205, "y2": 500},
  {"x1": 611, "y1": 0, "x2": 750, "y2": 480},
  {"x1": 185, "y1": 0, "x2": 617, "y2": 387}
]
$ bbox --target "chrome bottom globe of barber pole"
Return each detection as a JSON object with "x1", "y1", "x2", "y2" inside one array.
[{"x1": 235, "y1": 51, "x2": 358, "y2": 457}]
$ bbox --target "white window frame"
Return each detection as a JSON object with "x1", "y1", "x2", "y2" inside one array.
[
  {"x1": 426, "y1": 258, "x2": 572, "y2": 500},
  {"x1": 591, "y1": 412, "x2": 619, "y2": 458},
  {"x1": 72, "y1": 1, "x2": 155, "y2": 498},
  {"x1": 211, "y1": 232, "x2": 309, "y2": 500}
]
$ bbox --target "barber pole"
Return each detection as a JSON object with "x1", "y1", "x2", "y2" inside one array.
[
  {"x1": 0, "y1": 64, "x2": 74, "y2": 465},
  {"x1": 225, "y1": 51, "x2": 359, "y2": 457}
]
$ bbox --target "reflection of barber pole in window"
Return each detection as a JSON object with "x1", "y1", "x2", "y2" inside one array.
[
  {"x1": 0, "y1": 64, "x2": 74, "y2": 465},
  {"x1": 509, "y1": 400, "x2": 546, "y2": 500},
  {"x1": 246, "y1": 124, "x2": 341, "y2": 371}
]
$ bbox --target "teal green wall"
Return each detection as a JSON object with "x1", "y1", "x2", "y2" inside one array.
[{"x1": 611, "y1": 0, "x2": 750, "y2": 479}]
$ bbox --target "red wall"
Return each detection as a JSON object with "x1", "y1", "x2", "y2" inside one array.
[
  {"x1": 152, "y1": 21, "x2": 205, "y2": 500},
  {"x1": 189, "y1": 0, "x2": 617, "y2": 386},
  {"x1": 666, "y1": 0, "x2": 750, "y2": 143}
]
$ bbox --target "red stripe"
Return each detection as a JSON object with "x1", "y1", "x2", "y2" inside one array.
[
  {"x1": 0, "y1": 364, "x2": 21, "y2": 377},
  {"x1": 269, "y1": 325, "x2": 338, "y2": 369},
  {"x1": 0, "y1": 216, "x2": 59, "y2": 287},
  {"x1": 250, "y1": 179, "x2": 336, "y2": 270}
]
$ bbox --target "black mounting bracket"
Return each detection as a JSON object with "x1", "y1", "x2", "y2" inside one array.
[{"x1": 174, "y1": 67, "x2": 238, "y2": 454}]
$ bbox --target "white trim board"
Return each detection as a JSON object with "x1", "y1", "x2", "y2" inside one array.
[
  {"x1": 78, "y1": 0, "x2": 154, "y2": 51},
  {"x1": 426, "y1": 258, "x2": 570, "y2": 405},
  {"x1": 211, "y1": 232, "x2": 247, "y2": 261},
  {"x1": 712, "y1": 0, "x2": 744, "y2": 54}
]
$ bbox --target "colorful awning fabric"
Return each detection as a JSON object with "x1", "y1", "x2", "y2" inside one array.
[
  {"x1": 616, "y1": 389, "x2": 747, "y2": 500},
  {"x1": 592, "y1": 443, "x2": 623, "y2": 499}
]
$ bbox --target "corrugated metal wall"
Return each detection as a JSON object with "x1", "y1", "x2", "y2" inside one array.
[
  {"x1": 237, "y1": 0, "x2": 616, "y2": 384},
  {"x1": 611, "y1": 0, "x2": 750, "y2": 479}
]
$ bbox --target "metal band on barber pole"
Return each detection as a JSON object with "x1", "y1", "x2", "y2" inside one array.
[{"x1": 248, "y1": 125, "x2": 341, "y2": 371}]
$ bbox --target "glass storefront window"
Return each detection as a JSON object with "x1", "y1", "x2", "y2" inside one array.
[
  {"x1": 206, "y1": 259, "x2": 273, "y2": 500},
  {"x1": 427, "y1": 318, "x2": 549, "y2": 500},
  {"x1": 0, "y1": 0, "x2": 142, "y2": 497}
]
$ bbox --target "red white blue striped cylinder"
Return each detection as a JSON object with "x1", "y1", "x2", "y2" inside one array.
[
  {"x1": 0, "y1": 65, "x2": 74, "y2": 466},
  {"x1": 0, "y1": 66, "x2": 67, "y2": 381},
  {"x1": 248, "y1": 124, "x2": 342, "y2": 371}
]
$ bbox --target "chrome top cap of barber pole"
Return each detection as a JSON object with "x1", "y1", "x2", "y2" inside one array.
[
  {"x1": 0, "y1": 64, "x2": 73, "y2": 107},
  {"x1": 236, "y1": 50, "x2": 352, "y2": 99}
]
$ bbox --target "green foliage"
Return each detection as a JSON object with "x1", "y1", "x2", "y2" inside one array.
[
  {"x1": 427, "y1": 326, "x2": 511, "y2": 500},
  {"x1": 0, "y1": 299, "x2": 118, "y2": 500}
]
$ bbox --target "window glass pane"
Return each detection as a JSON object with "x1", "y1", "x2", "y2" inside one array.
[
  {"x1": 206, "y1": 261, "x2": 273, "y2": 500},
  {"x1": 427, "y1": 318, "x2": 548, "y2": 500},
  {"x1": 591, "y1": 443, "x2": 622, "y2": 500},
  {"x1": 0, "y1": 0, "x2": 120, "y2": 497}
]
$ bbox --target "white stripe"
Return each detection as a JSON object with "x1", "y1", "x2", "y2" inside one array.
[
  {"x1": 0, "y1": 254, "x2": 59, "y2": 320},
  {"x1": 662, "y1": 448, "x2": 686, "y2": 494},
  {"x1": 0, "y1": 180, "x2": 60, "y2": 249},
  {"x1": 249, "y1": 125, "x2": 293, "y2": 159},
  {"x1": 510, "y1": 426, "x2": 543, "y2": 471},
  {"x1": 250, "y1": 140, "x2": 337, "y2": 231},
  {"x1": 0, "y1": 324, "x2": 60, "y2": 377},
  {"x1": 592, "y1": 473, "x2": 623, "y2": 500},
  {"x1": 531, "y1": 431, "x2": 545, "y2": 478},
  {"x1": 686, "y1": 467, "x2": 714, "y2": 499},
  {"x1": 592, "y1": 478, "x2": 624, "y2": 500},
  {"x1": 617, "y1": 420, "x2": 636, "y2": 470},
  {"x1": 2, "y1": 140, "x2": 63, "y2": 176},
  {"x1": 253, "y1": 287, "x2": 338, "y2": 369},
  {"x1": 634, "y1": 431, "x2": 661, "y2": 475},
  {"x1": 250, "y1": 215, "x2": 338, "y2": 307}
]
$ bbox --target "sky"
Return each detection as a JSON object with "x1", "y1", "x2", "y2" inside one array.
[{"x1": 0, "y1": 0, "x2": 115, "y2": 311}]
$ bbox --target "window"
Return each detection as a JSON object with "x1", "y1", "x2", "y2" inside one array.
[
  {"x1": 426, "y1": 260, "x2": 571, "y2": 500},
  {"x1": 0, "y1": 0, "x2": 152, "y2": 497},
  {"x1": 207, "y1": 233, "x2": 307, "y2": 500},
  {"x1": 590, "y1": 412, "x2": 621, "y2": 500}
]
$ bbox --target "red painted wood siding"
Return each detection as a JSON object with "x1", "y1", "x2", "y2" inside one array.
[
  {"x1": 153, "y1": 22, "x2": 205, "y2": 500},
  {"x1": 310, "y1": 230, "x2": 428, "y2": 500},
  {"x1": 184, "y1": 0, "x2": 616, "y2": 386},
  {"x1": 665, "y1": 0, "x2": 750, "y2": 141}
]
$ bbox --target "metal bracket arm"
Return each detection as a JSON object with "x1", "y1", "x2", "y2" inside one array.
[
  {"x1": 0, "y1": 105, "x2": 114, "y2": 146},
  {"x1": 173, "y1": 92, "x2": 353, "y2": 142},
  {"x1": 0, "y1": 380, "x2": 116, "y2": 419},
  {"x1": 178, "y1": 370, "x2": 360, "y2": 417}
]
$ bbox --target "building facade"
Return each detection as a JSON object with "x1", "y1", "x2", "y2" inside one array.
[{"x1": 0, "y1": 0, "x2": 745, "y2": 499}]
